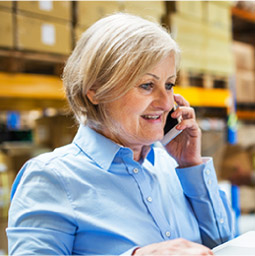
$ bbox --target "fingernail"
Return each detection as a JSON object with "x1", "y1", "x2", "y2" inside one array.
[{"x1": 176, "y1": 124, "x2": 183, "y2": 130}]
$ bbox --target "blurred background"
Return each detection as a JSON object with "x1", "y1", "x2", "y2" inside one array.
[{"x1": 0, "y1": 0, "x2": 255, "y2": 254}]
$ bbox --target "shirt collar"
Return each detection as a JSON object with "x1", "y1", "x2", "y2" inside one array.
[
  {"x1": 73, "y1": 125, "x2": 155, "y2": 170},
  {"x1": 73, "y1": 125, "x2": 121, "y2": 170}
]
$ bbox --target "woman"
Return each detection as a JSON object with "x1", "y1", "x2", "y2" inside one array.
[{"x1": 7, "y1": 13, "x2": 234, "y2": 255}]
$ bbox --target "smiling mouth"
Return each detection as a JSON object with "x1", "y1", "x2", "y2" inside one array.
[{"x1": 141, "y1": 115, "x2": 161, "y2": 120}]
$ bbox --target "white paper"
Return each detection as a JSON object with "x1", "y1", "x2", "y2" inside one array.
[
  {"x1": 41, "y1": 24, "x2": 55, "y2": 46},
  {"x1": 213, "y1": 231, "x2": 255, "y2": 255},
  {"x1": 39, "y1": 0, "x2": 53, "y2": 12}
]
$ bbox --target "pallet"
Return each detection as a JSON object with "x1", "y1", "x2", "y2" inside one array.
[
  {"x1": 0, "y1": 49, "x2": 68, "y2": 76},
  {"x1": 176, "y1": 70, "x2": 229, "y2": 89}
]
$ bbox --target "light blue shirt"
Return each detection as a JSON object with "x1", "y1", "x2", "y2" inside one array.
[{"x1": 7, "y1": 125, "x2": 234, "y2": 255}]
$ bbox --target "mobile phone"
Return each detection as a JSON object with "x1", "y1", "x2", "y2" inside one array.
[{"x1": 160, "y1": 105, "x2": 182, "y2": 145}]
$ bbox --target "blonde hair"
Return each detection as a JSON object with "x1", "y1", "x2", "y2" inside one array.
[{"x1": 63, "y1": 13, "x2": 180, "y2": 131}]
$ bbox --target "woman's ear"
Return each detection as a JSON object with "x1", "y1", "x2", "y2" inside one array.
[{"x1": 86, "y1": 89, "x2": 99, "y2": 105}]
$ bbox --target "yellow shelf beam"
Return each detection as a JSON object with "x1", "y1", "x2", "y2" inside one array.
[
  {"x1": 0, "y1": 72, "x2": 232, "y2": 110},
  {"x1": 0, "y1": 72, "x2": 65, "y2": 99},
  {"x1": 174, "y1": 86, "x2": 232, "y2": 109}
]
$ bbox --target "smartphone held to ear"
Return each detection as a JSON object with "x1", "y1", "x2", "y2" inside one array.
[{"x1": 161, "y1": 105, "x2": 182, "y2": 145}]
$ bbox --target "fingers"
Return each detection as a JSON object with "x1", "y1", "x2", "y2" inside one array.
[
  {"x1": 176, "y1": 120, "x2": 200, "y2": 133},
  {"x1": 172, "y1": 94, "x2": 195, "y2": 120},
  {"x1": 133, "y1": 239, "x2": 214, "y2": 256},
  {"x1": 174, "y1": 93, "x2": 190, "y2": 107},
  {"x1": 171, "y1": 106, "x2": 196, "y2": 120}
]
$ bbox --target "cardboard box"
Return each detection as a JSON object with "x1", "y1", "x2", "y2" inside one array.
[
  {"x1": 74, "y1": 25, "x2": 87, "y2": 44},
  {"x1": 168, "y1": 13, "x2": 206, "y2": 72},
  {"x1": 235, "y1": 70, "x2": 255, "y2": 103},
  {"x1": 166, "y1": 1, "x2": 203, "y2": 20},
  {"x1": 201, "y1": 129, "x2": 226, "y2": 179},
  {"x1": 237, "y1": 126, "x2": 255, "y2": 148},
  {"x1": 206, "y1": 2, "x2": 232, "y2": 30},
  {"x1": 167, "y1": 9, "x2": 234, "y2": 75},
  {"x1": 77, "y1": 1, "x2": 120, "y2": 28},
  {"x1": 0, "y1": 143, "x2": 33, "y2": 173},
  {"x1": 233, "y1": 41, "x2": 255, "y2": 71},
  {"x1": 123, "y1": 1, "x2": 165, "y2": 22},
  {"x1": 206, "y1": 24, "x2": 232, "y2": 44},
  {"x1": 17, "y1": 1, "x2": 71, "y2": 21},
  {"x1": 0, "y1": 1, "x2": 12, "y2": 9},
  {"x1": 0, "y1": 9, "x2": 13, "y2": 48},
  {"x1": 239, "y1": 187, "x2": 255, "y2": 212},
  {"x1": 219, "y1": 144, "x2": 253, "y2": 180},
  {"x1": 16, "y1": 14, "x2": 72, "y2": 55},
  {"x1": 204, "y1": 39, "x2": 234, "y2": 76},
  {"x1": 34, "y1": 115, "x2": 77, "y2": 149}
]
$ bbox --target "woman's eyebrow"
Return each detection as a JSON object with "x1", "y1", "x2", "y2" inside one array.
[{"x1": 146, "y1": 73, "x2": 176, "y2": 80}]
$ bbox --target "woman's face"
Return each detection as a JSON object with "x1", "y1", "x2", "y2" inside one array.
[{"x1": 103, "y1": 53, "x2": 176, "y2": 148}]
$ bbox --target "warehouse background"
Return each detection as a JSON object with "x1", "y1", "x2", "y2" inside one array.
[{"x1": 0, "y1": 1, "x2": 255, "y2": 254}]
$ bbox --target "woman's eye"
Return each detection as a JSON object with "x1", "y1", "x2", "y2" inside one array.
[
  {"x1": 139, "y1": 82, "x2": 154, "y2": 91},
  {"x1": 165, "y1": 83, "x2": 175, "y2": 90}
]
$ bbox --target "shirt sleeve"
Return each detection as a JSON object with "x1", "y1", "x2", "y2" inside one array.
[
  {"x1": 175, "y1": 157, "x2": 235, "y2": 249},
  {"x1": 6, "y1": 160, "x2": 77, "y2": 255}
]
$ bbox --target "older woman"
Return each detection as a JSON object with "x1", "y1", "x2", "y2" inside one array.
[{"x1": 7, "y1": 13, "x2": 234, "y2": 255}]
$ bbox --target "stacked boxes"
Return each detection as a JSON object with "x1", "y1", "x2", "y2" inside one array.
[
  {"x1": 204, "y1": 1, "x2": 234, "y2": 76},
  {"x1": 34, "y1": 115, "x2": 77, "y2": 149},
  {"x1": 17, "y1": 1, "x2": 71, "y2": 20},
  {"x1": 166, "y1": 1, "x2": 234, "y2": 77},
  {"x1": 0, "y1": 1, "x2": 12, "y2": 9},
  {"x1": 169, "y1": 13, "x2": 206, "y2": 73},
  {"x1": 75, "y1": 1, "x2": 165, "y2": 42},
  {"x1": 16, "y1": 15, "x2": 72, "y2": 55},
  {"x1": 219, "y1": 143, "x2": 255, "y2": 213},
  {"x1": 233, "y1": 41, "x2": 255, "y2": 103},
  {"x1": 0, "y1": 1, "x2": 72, "y2": 54},
  {"x1": 0, "y1": 1, "x2": 13, "y2": 48},
  {"x1": 174, "y1": 1, "x2": 203, "y2": 20},
  {"x1": 122, "y1": 1, "x2": 165, "y2": 22},
  {"x1": 16, "y1": 1, "x2": 72, "y2": 55},
  {"x1": 75, "y1": 1, "x2": 120, "y2": 41},
  {"x1": 76, "y1": 1, "x2": 120, "y2": 28}
]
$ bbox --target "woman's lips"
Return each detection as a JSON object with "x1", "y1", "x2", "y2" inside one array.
[{"x1": 141, "y1": 114, "x2": 161, "y2": 120}]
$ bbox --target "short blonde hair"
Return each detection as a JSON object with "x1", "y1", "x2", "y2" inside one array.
[{"x1": 63, "y1": 13, "x2": 180, "y2": 130}]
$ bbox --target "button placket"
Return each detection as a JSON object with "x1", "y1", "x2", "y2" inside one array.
[
  {"x1": 147, "y1": 196, "x2": 153, "y2": 202},
  {"x1": 165, "y1": 231, "x2": 171, "y2": 237},
  {"x1": 128, "y1": 162, "x2": 172, "y2": 241},
  {"x1": 133, "y1": 168, "x2": 139, "y2": 174}
]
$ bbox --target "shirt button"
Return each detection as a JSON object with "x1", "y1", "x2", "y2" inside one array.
[
  {"x1": 147, "y1": 196, "x2": 153, "y2": 202},
  {"x1": 165, "y1": 231, "x2": 171, "y2": 237},
  {"x1": 208, "y1": 179, "x2": 212, "y2": 185},
  {"x1": 133, "y1": 168, "x2": 139, "y2": 174},
  {"x1": 220, "y1": 218, "x2": 224, "y2": 224},
  {"x1": 206, "y1": 169, "x2": 210, "y2": 175}
]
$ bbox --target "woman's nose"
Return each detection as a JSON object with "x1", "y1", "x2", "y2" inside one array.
[{"x1": 153, "y1": 88, "x2": 173, "y2": 111}]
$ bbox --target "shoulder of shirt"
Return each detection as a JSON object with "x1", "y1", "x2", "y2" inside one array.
[{"x1": 25, "y1": 142, "x2": 85, "y2": 172}]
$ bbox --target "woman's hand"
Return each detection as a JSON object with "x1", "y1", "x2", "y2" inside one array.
[
  {"x1": 164, "y1": 94, "x2": 203, "y2": 168},
  {"x1": 133, "y1": 238, "x2": 214, "y2": 255}
]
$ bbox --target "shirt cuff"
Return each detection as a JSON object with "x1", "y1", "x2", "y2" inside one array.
[
  {"x1": 120, "y1": 246, "x2": 140, "y2": 256},
  {"x1": 175, "y1": 157, "x2": 218, "y2": 197}
]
